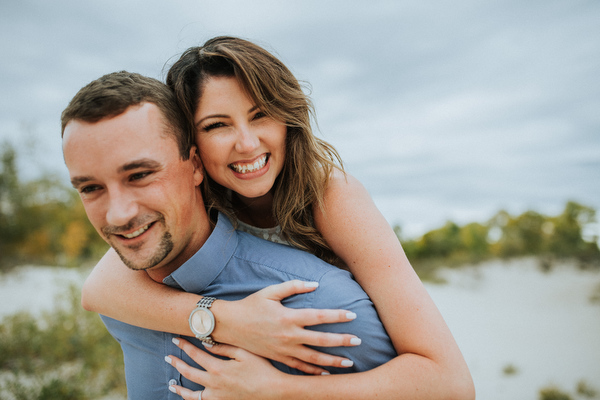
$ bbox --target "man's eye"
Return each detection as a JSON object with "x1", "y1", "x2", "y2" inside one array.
[
  {"x1": 253, "y1": 111, "x2": 266, "y2": 120},
  {"x1": 80, "y1": 185, "x2": 100, "y2": 194},
  {"x1": 130, "y1": 171, "x2": 151, "y2": 181}
]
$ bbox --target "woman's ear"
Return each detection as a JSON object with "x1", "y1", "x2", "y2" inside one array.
[{"x1": 189, "y1": 146, "x2": 204, "y2": 185}]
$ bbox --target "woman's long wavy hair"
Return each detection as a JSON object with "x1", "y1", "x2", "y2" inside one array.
[{"x1": 166, "y1": 36, "x2": 345, "y2": 268}]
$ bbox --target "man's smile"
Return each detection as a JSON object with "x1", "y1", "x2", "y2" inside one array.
[{"x1": 121, "y1": 223, "x2": 152, "y2": 239}]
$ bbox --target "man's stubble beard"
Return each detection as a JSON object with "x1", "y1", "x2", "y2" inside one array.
[{"x1": 112, "y1": 231, "x2": 174, "y2": 271}]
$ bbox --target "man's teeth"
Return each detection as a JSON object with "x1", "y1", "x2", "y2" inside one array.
[
  {"x1": 123, "y1": 225, "x2": 150, "y2": 239},
  {"x1": 230, "y1": 155, "x2": 267, "y2": 173}
]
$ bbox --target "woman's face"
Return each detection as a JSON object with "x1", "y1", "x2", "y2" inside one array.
[{"x1": 194, "y1": 76, "x2": 287, "y2": 201}]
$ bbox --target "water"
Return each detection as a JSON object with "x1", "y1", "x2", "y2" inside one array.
[
  {"x1": 1, "y1": 259, "x2": 599, "y2": 398},
  {"x1": 0, "y1": 265, "x2": 88, "y2": 319}
]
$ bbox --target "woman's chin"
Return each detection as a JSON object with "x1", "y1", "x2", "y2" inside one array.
[{"x1": 234, "y1": 186, "x2": 274, "y2": 203}]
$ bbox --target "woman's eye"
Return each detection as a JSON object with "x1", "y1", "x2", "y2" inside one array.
[{"x1": 203, "y1": 122, "x2": 225, "y2": 132}]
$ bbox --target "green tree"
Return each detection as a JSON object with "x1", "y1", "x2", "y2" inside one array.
[
  {"x1": 0, "y1": 142, "x2": 107, "y2": 270},
  {"x1": 0, "y1": 142, "x2": 26, "y2": 267},
  {"x1": 547, "y1": 201, "x2": 599, "y2": 262},
  {"x1": 459, "y1": 222, "x2": 489, "y2": 260}
]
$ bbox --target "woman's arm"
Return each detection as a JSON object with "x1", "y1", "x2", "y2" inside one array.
[
  {"x1": 81, "y1": 248, "x2": 198, "y2": 334},
  {"x1": 167, "y1": 171, "x2": 474, "y2": 399},
  {"x1": 169, "y1": 339, "x2": 474, "y2": 400},
  {"x1": 81, "y1": 248, "x2": 360, "y2": 373},
  {"x1": 312, "y1": 169, "x2": 475, "y2": 398}
]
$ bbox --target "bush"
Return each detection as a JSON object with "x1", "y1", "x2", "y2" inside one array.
[
  {"x1": 539, "y1": 386, "x2": 573, "y2": 400},
  {"x1": 0, "y1": 285, "x2": 125, "y2": 399}
]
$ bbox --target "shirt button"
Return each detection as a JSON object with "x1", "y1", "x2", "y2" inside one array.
[{"x1": 168, "y1": 379, "x2": 178, "y2": 386}]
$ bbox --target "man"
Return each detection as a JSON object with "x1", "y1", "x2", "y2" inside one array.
[{"x1": 61, "y1": 71, "x2": 395, "y2": 399}]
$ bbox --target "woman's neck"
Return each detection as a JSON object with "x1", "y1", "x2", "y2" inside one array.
[{"x1": 233, "y1": 191, "x2": 277, "y2": 228}]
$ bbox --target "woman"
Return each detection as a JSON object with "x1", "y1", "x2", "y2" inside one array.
[{"x1": 82, "y1": 36, "x2": 474, "y2": 399}]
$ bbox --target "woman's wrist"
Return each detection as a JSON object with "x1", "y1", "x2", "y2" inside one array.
[{"x1": 207, "y1": 298, "x2": 235, "y2": 345}]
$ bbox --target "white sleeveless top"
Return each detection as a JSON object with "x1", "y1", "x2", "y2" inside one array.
[{"x1": 236, "y1": 219, "x2": 290, "y2": 246}]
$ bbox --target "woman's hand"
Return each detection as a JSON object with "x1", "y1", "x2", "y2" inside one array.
[
  {"x1": 166, "y1": 338, "x2": 291, "y2": 400},
  {"x1": 212, "y1": 280, "x2": 360, "y2": 374}
]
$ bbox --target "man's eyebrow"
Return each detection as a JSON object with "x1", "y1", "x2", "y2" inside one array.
[
  {"x1": 118, "y1": 159, "x2": 162, "y2": 173},
  {"x1": 70, "y1": 159, "x2": 162, "y2": 188},
  {"x1": 70, "y1": 176, "x2": 94, "y2": 188}
]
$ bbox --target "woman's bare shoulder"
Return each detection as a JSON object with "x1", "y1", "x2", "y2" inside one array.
[{"x1": 324, "y1": 168, "x2": 368, "y2": 200}]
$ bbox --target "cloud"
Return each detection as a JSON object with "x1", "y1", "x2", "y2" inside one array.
[{"x1": 1, "y1": 0, "x2": 599, "y2": 235}]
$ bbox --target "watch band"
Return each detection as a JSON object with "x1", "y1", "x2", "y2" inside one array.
[
  {"x1": 197, "y1": 296, "x2": 216, "y2": 310},
  {"x1": 190, "y1": 296, "x2": 217, "y2": 345}
]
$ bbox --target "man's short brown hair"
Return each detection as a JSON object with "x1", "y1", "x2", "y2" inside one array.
[{"x1": 61, "y1": 71, "x2": 192, "y2": 159}]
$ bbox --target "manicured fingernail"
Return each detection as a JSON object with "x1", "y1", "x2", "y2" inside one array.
[
  {"x1": 172, "y1": 337, "x2": 180, "y2": 345},
  {"x1": 164, "y1": 356, "x2": 172, "y2": 364},
  {"x1": 304, "y1": 281, "x2": 319, "y2": 288},
  {"x1": 346, "y1": 312, "x2": 357, "y2": 320},
  {"x1": 350, "y1": 337, "x2": 362, "y2": 346},
  {"x1": 321, "y1": 371, "x2": 330, "y2": 375},
  {"x1": 202, "y1": 341, "x2": 213, "y2": 348},
  {"x1": 168, "y1": 385, "x2": 177, "y2": 393},
  {"x1": 341, "y1": 359, "x2": 354, "y2": 367}
]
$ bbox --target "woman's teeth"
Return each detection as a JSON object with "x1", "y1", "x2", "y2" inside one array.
[
  {"x1": 230, "y1": 154, "x2": 268, "y2": 174},
  {"x1": 123, "y1": 224, "x2": 150, "y2": 239}
]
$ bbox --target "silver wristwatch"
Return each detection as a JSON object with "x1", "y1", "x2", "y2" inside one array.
[{"x1": 188, "y1": 297, "x2": 217, "y2": 345}]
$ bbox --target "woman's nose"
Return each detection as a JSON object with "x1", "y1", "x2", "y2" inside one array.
[{"x1": 235, "y1": 125, "x2": 260, "y2": 154}]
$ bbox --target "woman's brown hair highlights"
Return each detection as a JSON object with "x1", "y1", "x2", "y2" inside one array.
[{"x1": 167, "y1": 36, "x2": 345, "y2": 267}]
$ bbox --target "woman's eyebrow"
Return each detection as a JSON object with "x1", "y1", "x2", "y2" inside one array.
[
  {"x1": 195, "y1": 114, "x2": 227, "y2": 127},
  {"x1": 195, "y1": 105, "x2": 259, "y2": 127}
]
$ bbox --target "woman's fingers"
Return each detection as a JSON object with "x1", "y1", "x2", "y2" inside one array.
[
  {"x1": 257, "y1": 280, "x2": 320, "y2": 301},
  {"x1": 165, "y1": 353, "x2": 209, "y2": 386},
  {"x1": 166, "y1": 338, "x2": 216, "y2": 387},
  {"x1": 295, "y1": 327, "x2": 362, "y2": 348},
  {"x1": 282, "y1": 345, "x2": 356, "y2": 369},
  {"x1": 168, "y1": 384, "x2": 202, "y2": 400},
  {"x1": 200, "y1": 340, "x2": 245, "y2": 360},
  {"x1": 292, "y1": 307, "x2": 358, "y2": 328}
]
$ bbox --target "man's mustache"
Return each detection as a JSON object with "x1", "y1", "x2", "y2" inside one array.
[{"x1": 101, "y1": 214, "x2": 164, "y2": 237}]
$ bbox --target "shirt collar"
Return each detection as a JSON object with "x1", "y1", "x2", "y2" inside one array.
[{"x1": 163, "y1": 212, "x2": 238, "y2": 293}]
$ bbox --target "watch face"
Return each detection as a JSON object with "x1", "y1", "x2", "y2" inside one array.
[{"x1": 191, "y1": 309, "x2": 213, "y2": 335}]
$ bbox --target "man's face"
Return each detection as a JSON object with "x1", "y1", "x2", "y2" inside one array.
[{"x1": 63, "y1": 103, "x2": 204, "y2": 278}]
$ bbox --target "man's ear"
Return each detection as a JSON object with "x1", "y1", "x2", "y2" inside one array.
[{"x1": 189, "y1": 146, "x2": 204, "y2": 186}]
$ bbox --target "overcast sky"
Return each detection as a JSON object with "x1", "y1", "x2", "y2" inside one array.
[{"x1": 1, "y1": 0, "x2": 599, "y2": 237}]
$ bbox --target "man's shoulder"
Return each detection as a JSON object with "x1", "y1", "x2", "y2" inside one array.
[
  {"x1": 233, "y1": 232, "x2": 368, "y2": 301},
  {"x1": 233, "y1": 230, "x2": 344, "y2": 278}
]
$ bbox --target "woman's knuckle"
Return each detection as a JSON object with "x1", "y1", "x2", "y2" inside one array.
[
  {"x1": 314, "y1": 310, "x2": 328, "y2": 323},
  {"x1": 306, "y1": 352, "x2": 323, "y2": 365}
]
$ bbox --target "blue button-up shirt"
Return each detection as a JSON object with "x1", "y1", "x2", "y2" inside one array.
[{"x1": 102, "y1": 213, "x2": 396, "y2": 399}]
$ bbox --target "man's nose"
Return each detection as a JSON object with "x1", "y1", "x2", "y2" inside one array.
[
  {"x1": 105, "y1": 189, "x2": 139, "y2": 228},
  {"x1": 234, "y1": 125, "x2": 260, "y2": 154}
]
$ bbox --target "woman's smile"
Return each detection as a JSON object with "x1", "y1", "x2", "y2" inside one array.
[{"x1": 229, "y1": 153, "x2": 269, "y2": 175}]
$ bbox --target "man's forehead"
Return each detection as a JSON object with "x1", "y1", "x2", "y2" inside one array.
[
  {"x1": 63, "y1": 103, "x2": 182, "y2": 181},
  {"x1": 63, "y1": 104, "x2": 176, "y2": 150}
]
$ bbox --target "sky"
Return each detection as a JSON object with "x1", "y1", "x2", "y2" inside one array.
[{"x1": 1, "y1": 0, "x2": 599, "y2": 238}]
